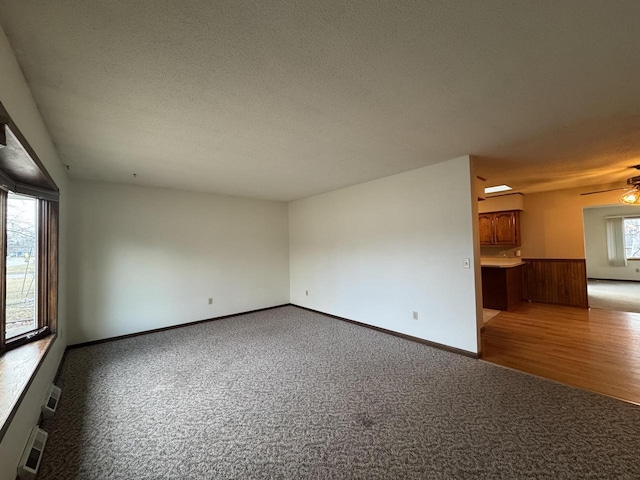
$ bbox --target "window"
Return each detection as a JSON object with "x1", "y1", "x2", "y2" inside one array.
[
  {"x1": 5, "y1": 193, "x2": 38, "y2": 339},
  {"x1": 623, "y1": 217, "x2": 640, "y2": 260},
  {"x1": 0, "y1": 103, "x2": 59, "y2": 354}
]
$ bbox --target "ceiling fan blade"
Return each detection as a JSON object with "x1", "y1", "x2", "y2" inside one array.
[{"x1": 580, "y1": 187, "x2": 628, "y2": 196}]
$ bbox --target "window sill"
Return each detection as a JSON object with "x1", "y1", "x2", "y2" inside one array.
[{"x1": 0, "y1": 334, "x2": 56, "y2": 443}]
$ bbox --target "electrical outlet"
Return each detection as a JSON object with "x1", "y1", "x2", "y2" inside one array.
[
  {"x1": 305, "y1": 290, "x2": 309, "y2": 296},
  {"x1": 208, "y1": 298, "x2": 213, "y2": 305},
  {"x1": 413, "y1": 311, "x2": 418, "y2": 320},
  {"x1": 463, "y1": 258, "x2": 470, "y2": 269}
]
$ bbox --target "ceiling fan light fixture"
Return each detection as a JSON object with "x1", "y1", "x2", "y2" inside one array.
[{"x1": 619, "y1": 186, "x2": 640, "y2": 205}]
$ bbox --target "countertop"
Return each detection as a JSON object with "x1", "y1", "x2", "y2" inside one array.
[{"x1": 480, "y1": 258, "x2": 526, "y2": 268}]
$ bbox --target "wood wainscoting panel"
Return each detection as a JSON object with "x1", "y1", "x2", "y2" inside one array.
[{"x1": 522, "y1": 258, "x2": 588, "y2": 308}]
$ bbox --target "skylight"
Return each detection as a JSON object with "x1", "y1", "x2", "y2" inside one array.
[{"x1": 484, "y1": 184, "x2": 512, "y2": 194}]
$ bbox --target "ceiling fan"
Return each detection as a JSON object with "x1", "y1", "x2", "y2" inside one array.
[{"x1": 580, "y1": 165, "x2": 640, "y2": 205}]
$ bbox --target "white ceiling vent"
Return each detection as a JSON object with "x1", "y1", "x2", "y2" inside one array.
[
  {"x1": 41, "y1": 384, "x2": 61, "y2": 419},
  {"x1": 17, "y1": 426, "x2": 48, "y2": 479}
]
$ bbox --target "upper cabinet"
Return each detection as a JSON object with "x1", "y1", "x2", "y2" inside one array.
[
  {"x1": 479, "y1": 210, "x2": 521, "y2": 246},
  {"x1": 478, "y1": 213, "x2": 494, "y2": 244}
]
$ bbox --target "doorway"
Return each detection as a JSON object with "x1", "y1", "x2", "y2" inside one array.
[{"x1": 583, "y1": 205, "x2": 640, "y2": 314}]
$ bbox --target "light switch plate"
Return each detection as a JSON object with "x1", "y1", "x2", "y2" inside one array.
[{"x1": 463, "y1": 258, "x2": 471, "y2": 269}]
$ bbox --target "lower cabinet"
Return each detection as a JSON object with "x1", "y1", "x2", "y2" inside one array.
[{"x1": 481, "y1": 265, "x2": 523, "y2": 310}]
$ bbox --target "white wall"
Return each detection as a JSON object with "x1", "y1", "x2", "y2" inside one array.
[
  {"x1": 520, "y1": 185, "x2": 623, "y2": 259},
  {"x1": 584, "y1": 204, "x2": 640, "y2": 281},
  {"x1": 67, "y1": 181, "x2": 290, "y2": 344},
  {"x1": 0, "y1": 24, "x2": 70, "y2": 480},
  {"x1": 289, "y1": 156, "x2": 480, "y2": 354}
]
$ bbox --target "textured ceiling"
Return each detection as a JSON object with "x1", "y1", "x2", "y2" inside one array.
[{"x1": 1, "y1": 1, "x2": 639, "y2": 201}]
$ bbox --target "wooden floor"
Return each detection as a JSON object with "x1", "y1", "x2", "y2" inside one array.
[{"x1": 481, "y1": 302, "x2": 640, "y2": 405}]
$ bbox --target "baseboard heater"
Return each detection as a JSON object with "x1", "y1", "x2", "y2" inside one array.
[
  {"x1": 41, "y1": 384, "x2": 62, "y2": 419},
  {"x1": 17, "y1": 426, "x2": 48, "y2": 479}
]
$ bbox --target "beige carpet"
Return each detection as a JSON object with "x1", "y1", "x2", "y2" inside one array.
[{"x1": 588, "y1": 279, "x2": 640, "y2": 314}]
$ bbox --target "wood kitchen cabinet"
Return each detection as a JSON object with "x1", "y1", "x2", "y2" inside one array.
[
  {"x1": 479, "y1": 210, "x2": 521, "y2": 246},
  {"x1": 482, "y1": 264, "x2": 524, "y2": 310}
]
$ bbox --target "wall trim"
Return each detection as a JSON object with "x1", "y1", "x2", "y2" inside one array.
[
  {"x1": 67, "y1": 303, "x2": 478, "y2": 357},
  {"x1": 588, "y1": 277, "x2": 640, "y2": 283},
  {"x1": 67, "y1": 304, "x2": 290, "y2": 349},
  {"x1": 292, "y1": 304, "x2": 478, "y2": 359},
  {"x1": 523, "y1": 258, "x2": 586, "y2": 263}
]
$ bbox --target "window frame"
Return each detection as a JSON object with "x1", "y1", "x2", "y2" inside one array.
[
  {"x1": 622, "y1": 216, "x2": 640, "y2": 262},
  {"x1": 0, "y1": 103, "x2": 59, "y2": 355}
]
